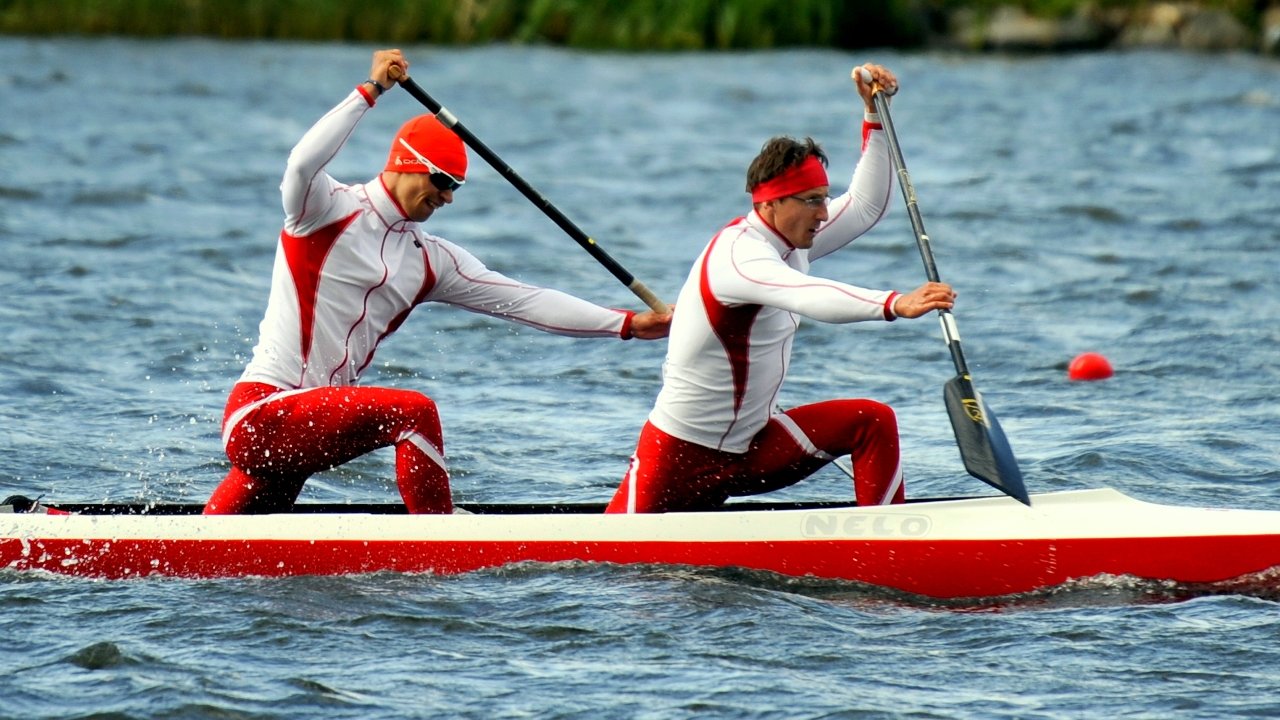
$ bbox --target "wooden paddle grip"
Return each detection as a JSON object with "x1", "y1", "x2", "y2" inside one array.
[
  {"x1": 629, "y1": 281, "x2": 669, "y2": 315},
  {"x1": 856, "y1": 66, "x2": 897, "y2": 97}
]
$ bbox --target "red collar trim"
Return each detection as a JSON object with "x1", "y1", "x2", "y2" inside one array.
[
  {"x1": 753, "y1": 211, "x2": 795, "y2": 250},
  {"x1": 379, "y1": 174, "x2": 412, "y2": 220}
]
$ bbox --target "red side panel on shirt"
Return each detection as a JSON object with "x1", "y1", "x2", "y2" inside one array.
[
  {"x1": 280, "y1": 212, "x2": 360, "y2": 366},
  {"x1": 699, "y1": 230, "x2": 762, "y2": 417}
]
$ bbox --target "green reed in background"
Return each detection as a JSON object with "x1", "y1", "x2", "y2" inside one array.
[
  {"x1": 0, "y1": 0, "x2": 926, "y2": 47},
  {"x1": 0, "y1": 0, "x2": 1261, "y2": 48}
]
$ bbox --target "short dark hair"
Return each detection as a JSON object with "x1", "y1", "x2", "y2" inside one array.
[{"x1": 745, "y1": 136, "x2": 828, "y2": 194}]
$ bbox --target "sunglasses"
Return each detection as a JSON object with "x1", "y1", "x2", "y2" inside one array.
[
  {"x1": 785, "y1": 194, "x2": 829, "y2": 208},
  {"x1": 398, "y1": 138, "x2": 465, "y2": 192}
]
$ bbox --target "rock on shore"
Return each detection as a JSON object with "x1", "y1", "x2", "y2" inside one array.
[{"x1": 940, "y1": 2, "x2": 1279, "y2": 55}]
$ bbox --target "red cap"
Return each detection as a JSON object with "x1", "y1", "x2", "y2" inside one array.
[{"x1": 385, "y1": 114, "x2": 468, "y2": 179}]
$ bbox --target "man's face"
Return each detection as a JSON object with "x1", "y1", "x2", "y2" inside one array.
[
  {"x1": 766, "y1": 186, "x2": 829, "y2": 248},
  {"x1": 400, "y1": 172, "x2": 454, "y2": 223}
]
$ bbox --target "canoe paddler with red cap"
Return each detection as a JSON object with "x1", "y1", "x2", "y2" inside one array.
[
  {"x1": 205, "y1": 49, "x2": 672, "y2": 516},
  {"x1": 607, "y1": 62, "x2": 956, "y2": 514}
]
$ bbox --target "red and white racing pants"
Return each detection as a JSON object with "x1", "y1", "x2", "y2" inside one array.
[
  {"x1": 606, "y1": 399, "x2": 904, "y2": 513},
  {"x1": 204, "y1": 382, "x2": 451, "y2": 514}
]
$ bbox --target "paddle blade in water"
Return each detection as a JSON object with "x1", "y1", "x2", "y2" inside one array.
[{"x1": 943, "y1": 375, "x2": 1030, "y2": 505}]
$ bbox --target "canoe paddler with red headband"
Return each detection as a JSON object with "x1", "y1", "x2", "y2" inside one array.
[
  {"x1": 607, "y1": 62, "x2": 956, "y2": 514},
  {"x1": 205, "y1": 48, "x2": 672, "y2": 516}
]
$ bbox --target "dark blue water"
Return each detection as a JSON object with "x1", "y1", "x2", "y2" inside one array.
[{"x1": 2, "y1": 37, "x2": 1279, "y2": 718}]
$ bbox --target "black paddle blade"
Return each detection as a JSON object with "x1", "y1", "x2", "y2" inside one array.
[{"x1": 943, "y1": 375, "x2": 1030, "y2": 505}]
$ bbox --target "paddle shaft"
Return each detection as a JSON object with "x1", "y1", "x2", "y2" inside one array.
[
  {"x1": 867, "y1": 75, "x2": 1029, "y2": 505},
  {"x1": 390, "y1": 71, "x2": 667, "y2": 314},
  {"x1": 871, "y1": 90, "x2": 970, "y2": 378}
]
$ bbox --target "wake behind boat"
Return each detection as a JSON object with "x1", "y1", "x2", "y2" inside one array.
[{"x1": 4, "y1": 488, "x2": 1280, "y2": 599}]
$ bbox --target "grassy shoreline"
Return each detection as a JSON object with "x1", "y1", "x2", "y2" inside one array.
[{"x1": 0, "y1": 0, "x2": 1265, "y2": 50}]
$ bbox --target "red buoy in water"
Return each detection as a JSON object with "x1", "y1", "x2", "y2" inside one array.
[{"x1": 1068, "y1": 352, "x2": 1114, "y2": 381}]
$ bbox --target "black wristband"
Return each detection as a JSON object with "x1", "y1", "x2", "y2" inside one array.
[{"x1": 365, "y1": 78, "x2": 386, "y2": 96}]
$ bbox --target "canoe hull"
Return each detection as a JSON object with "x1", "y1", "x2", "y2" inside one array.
[{"x1": 4, "y1": 489, "x2": 1279, "y2": 599}]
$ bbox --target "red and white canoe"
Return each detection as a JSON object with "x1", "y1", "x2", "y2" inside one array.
[{"x1": 3, "y1": 488, "x2": 1280, "y2": 599}]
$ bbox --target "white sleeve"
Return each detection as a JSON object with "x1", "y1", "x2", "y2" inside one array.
[
  {"x1": 422, "y1": 237, "x2": 630, "y2": 338},
  {"x1": 711, "y1": 233, "x2": 893, "y2": 324},
  {"x1": 808, "y1": 124, "x2": 894, "y2": 262},
  {"x1": 280, "y1": 90, "x2": 372, "y2": 235}
]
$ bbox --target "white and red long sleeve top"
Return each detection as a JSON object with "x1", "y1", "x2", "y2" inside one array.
[
  {"x1": 240, "y1": 89, "x2": 633, "y2": 390},
  {"x1": 648, "y1": 120, "x2": 897, "y2": 453}
]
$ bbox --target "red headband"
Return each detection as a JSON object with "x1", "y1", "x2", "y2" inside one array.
[{"x1": 749, "y1": 155, "x2": 829, "y2": 203}]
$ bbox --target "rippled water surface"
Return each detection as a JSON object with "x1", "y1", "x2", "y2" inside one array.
[{"x1": 2, "y1": 38, "x2": 1279, "y2": 718}]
